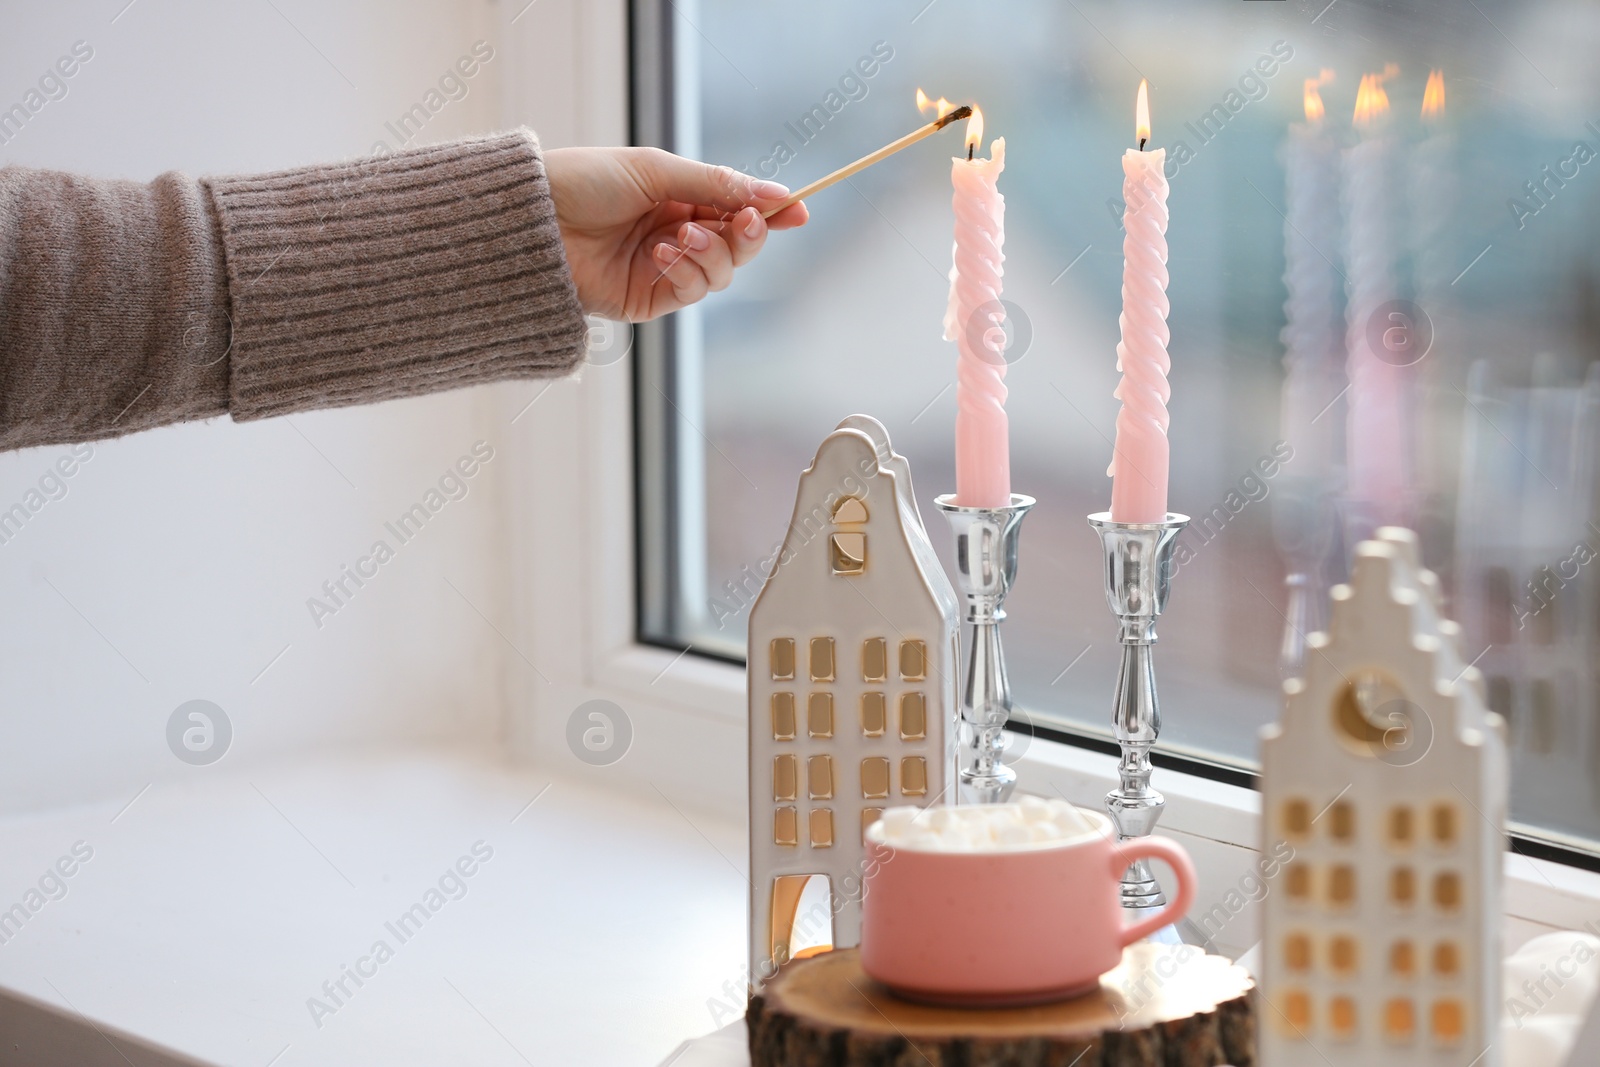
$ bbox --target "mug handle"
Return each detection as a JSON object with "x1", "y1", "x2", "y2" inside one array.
[{"x1": 1111, "y1": 836, "x2": 1198, "y2": 948}]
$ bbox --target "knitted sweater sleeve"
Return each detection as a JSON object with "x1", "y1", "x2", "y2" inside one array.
[{"x1": 0, "y1": 128, "x2": 588, "y2": 451}]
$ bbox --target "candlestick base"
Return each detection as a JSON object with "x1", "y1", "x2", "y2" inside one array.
[
  {"x1": 937, "y1": 494, "x2": 1034, "y2": 806},
  {"x1": 1088, "y1": 511, "x2": 1200, "y2": 941}
]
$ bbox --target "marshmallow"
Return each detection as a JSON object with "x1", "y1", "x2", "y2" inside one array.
[
  {"x1": 878, "y1": 807, "x2": 921, "y2": 835},
  {"x1": 871, "y1": 799, "x2": 1102, "y2": 852}
]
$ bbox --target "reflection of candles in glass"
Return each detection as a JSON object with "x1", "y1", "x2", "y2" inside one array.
[
  {"x1": 1275, "y1": 70, "x2": 1342, "y2": 679},
  {"x1": 1109, "y1": 79, "x2": 1172, "y2": 524},
  {"x1": 935, "y1": 95, "x2": 1010, "y2": 509},
  {"x1": 1411, "y1": 70, "x2": 1453, "y2": 500},
  {"x1": 1421, "y1": 68, "x2": 1445, "y2": 120},
  {"x1": 1343, "y1": 67, "x2": 1410, "y2": 534},
  {"x1": 1280, "y1": 70, "x2": 1342, "y2": 478},
  {"x1": 1413, "y1": 72, "x2": 1452, "y2": 301}
]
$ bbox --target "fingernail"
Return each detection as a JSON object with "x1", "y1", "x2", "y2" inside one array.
[
  {"x1": 681, "y1": 223, "x2": 710, "y2": 251},
  {"x1": 655, "y1": 242, "x2": 677, "y2": 260},
  {"x1": 750, "y1": 179, "x2": 789, "y2": 199},
  {"x1": 742, "y1": 208, "x2": 763, "y2": 240}
]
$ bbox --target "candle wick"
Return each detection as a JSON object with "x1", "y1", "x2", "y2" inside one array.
[
  {"x1": 967, "y1": 144, "x2": 974, "y2": 161},
  {"x1": 1139, "y1": 137, "x2": 1147, "y2": 151}
]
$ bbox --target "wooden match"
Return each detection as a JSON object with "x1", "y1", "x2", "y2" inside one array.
[{"x1": 760, "y1": 104, "x2": 973, "y2": 218}]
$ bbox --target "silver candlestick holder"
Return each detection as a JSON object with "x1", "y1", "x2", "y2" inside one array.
[
  {"x1": 1088, "y1": 511, "x2": 1191, "y2": 936},
  {"x1": 936, "y1": 494, "x2": 1034, "y2": 805}
]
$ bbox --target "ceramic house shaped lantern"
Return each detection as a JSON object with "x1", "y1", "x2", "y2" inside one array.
[
  {"x1": 1261, "y1": 528, "x2": 1509, "y2": 1066},
  {"x1": 747, "y1": 415, "x2": 958, "y2": 994}
]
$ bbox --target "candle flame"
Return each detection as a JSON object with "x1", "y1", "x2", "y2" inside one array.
[
  {"x1": 1304, "y1": 69, "x2": 1334, "y2": 123},
  {"x1": 1304, "y1": 84, "x2": 1325, "y2": 123},
  {"x1": 1353, "y1": 69, "x2": 1393, "y2": 127},
  {"x1": 915, "y1": 88, "x2": 955, "y2": 119},
  {"x1": 965, "y1": 107, "x2": 984, "y2": 153},
  {"x1": 1135, "y1": 79, "x2": 1151, "y2": 146},
  {"x1": 1422, "y1": 69, "x2": 1446, "y2": 121}
]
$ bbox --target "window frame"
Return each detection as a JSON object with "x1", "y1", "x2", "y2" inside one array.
[{"x1": 606, "y1": 0, "x2": 1600, "y2": 892}]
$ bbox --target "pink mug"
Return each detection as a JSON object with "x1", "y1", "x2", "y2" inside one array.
[{"x1": 860, "y1": 808, "x2": 1197, "y2": 1006}]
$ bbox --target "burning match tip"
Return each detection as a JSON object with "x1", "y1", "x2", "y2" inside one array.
[{"x1": 935, "y1": 104, "x2": 974, "y2": 129}]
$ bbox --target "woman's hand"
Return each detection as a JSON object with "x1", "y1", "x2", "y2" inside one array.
[{"x1": 544, "y1": 146, "x2": 808, "y2": 322}]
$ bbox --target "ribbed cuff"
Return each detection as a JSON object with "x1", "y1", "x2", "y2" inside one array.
[{"x1": 203, "y1": 129, "x2": 588, "y2": 422}]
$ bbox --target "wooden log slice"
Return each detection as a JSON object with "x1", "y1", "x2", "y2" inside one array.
[{"x1": 748, "y1": 943, "x2": 1256, "y2": 1067}]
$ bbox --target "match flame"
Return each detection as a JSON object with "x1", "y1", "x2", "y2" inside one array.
[
  {"x1": 1135, "y1": 79, "x2": 1150, "y2": 145},
  {"x1": 915, "y1": 88, "x2": 955, "y2": 119},
  {"x1": 1422, "y1": 69, "x2": 1446, "y2": 121},
  {"x1": 1304, "y1": 69, "x2": 1334, "y2": 123},
  {"x1": 965, "y1": 107, "x2": 984, "y2": 153},
  {"x1": 1353, "y1": 70, "x2": 1393, "y2": 127}
]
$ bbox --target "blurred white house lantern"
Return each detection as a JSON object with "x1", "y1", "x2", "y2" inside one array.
[
  {"x1": 746, "y1": 415, "x2": 958, "y2": 994},
  {"x1": 1260, "y1": 528, "x2": 1509, "y2": 1065}
]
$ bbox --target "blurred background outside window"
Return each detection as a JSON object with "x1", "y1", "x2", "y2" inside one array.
[{"x1": 636, "y1": 0, "x2": 1600, "y2": 854}]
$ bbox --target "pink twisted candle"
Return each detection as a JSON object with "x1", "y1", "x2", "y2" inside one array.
[
  {"x1": 944, "y1": 133, "x2": 1010, "y2": 509},
  {"x1": 1109, "y1": 145, "x2": 1171, "y2": 524}
]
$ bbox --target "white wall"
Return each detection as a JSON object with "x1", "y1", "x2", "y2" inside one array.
[{"x1": 0, "y1": 0, "x2": 619, "y2": 814}]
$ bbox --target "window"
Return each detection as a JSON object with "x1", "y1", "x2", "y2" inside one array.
[{"x1": 633, "y1": 0, "x2": 1600, "y2": 856}]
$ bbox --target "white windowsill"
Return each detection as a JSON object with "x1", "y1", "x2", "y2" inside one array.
[
  {"x1": 0, "y1": 747, "x2": 746, "y2": 1067},
  {"x1": 5, "y1": 692, "x2": 1595, "y2": 1067}
]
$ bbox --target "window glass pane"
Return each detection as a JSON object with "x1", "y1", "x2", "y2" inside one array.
[{"x1": 642, "y1": 0, "x2": 1600, "y2": 849}]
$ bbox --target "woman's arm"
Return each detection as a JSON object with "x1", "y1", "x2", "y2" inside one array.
[
  {"x1": 0, "y1": 130, "x2": 804, "y2": 453},
  {"x1": 542, "y1": 146, "x2": 805, "y2": 321},
  {"x1": 0, "y1": 130, "x2": 589, "y2": 450},
  {"x1": 0, "y1": 163, "x2": 237, "y2": 450},
  {"x1": 208, "y1": 130, "x2": 590, "y2": 428}
]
